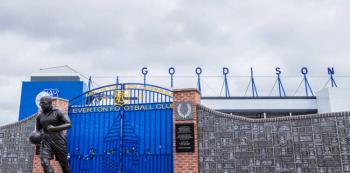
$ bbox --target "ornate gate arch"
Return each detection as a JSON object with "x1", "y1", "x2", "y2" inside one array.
[{"x1": 67, "y1": 83, "x2": 173, "y2": 173}]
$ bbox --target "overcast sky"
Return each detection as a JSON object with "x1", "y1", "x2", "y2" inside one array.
[{"x1": 0, "y1": 0, "x2": 349, "y2": 125}]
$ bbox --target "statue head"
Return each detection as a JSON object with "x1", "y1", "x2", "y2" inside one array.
[{"x1": 39, "y1": 96, "x2": 53, "y2": 113}]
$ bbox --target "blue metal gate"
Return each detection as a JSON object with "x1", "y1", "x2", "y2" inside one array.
[{"x1": 67, "y1": 83, "x2": 173, "y2": 173}]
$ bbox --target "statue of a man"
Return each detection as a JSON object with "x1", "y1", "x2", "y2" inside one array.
[{"x1": 36, "y1": 96, "x2": 72, "y2": 173}]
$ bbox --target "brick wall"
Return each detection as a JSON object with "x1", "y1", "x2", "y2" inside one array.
[{"x1": 173, "y1": 89, "x2": 201, "y2": 173}]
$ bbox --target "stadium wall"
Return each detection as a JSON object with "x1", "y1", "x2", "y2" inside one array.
[
  {"x1": 1, "y1": 89, "x2": 350, "y2": 173},
  {"x1": 197, "y1": 105, "x2": 350, "y2": 173}
]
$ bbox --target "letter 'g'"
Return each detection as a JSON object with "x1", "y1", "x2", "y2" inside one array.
[{"x1": 142, "y1": 67, "x2": 148, "y2": 75}]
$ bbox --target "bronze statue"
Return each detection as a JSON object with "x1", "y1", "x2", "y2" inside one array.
[{"x1": 35, "y1": 96, "x2": 72, "y2": 173}]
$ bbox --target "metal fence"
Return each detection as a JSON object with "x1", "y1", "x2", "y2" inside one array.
[{"x1": 67, "y1": 83, "x2": 173, "y2": 173}]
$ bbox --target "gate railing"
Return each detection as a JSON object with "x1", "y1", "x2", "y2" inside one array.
[
  {"x1": 67, "y1": 83, "x2": 173, "y2": 173},
  {"x1": 69, "y1": 83, "x2": 173, "y2": 107}
]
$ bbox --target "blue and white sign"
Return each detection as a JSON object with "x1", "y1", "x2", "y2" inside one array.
[
  {"x1": 34, "y1": 89, "x2": 60, "y2": 108},
  {"x1": 35, "y1": 91, "x2": 51, "y2": 108},
  {"x1": 19, "y1": 81, "x2": 84, "y2": 120}
]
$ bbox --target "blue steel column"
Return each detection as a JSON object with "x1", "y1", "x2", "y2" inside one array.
[
  {"x1": 169, "y1": 67, "x2": 175, "y2": 88},
  {"x1": 142, "y1": 67, "x2": 148, "y2": 85},
  {"x1": 196, "y1": 67, "x2": 202, "y2": 96},
  {"x1": 301, "y1": 67, "x2": 314, "y2": 96},
  {"x1": 223, "y1": 67, "x2": 230, "y2": 97},
  {"x1": 277, "y1": 75, "x2": 287, "y2": 97},
  {"x1": 328, "y1": 67, "x2": 338, "y2": 87},
  {"x1": 88, "y1": 76, "x2": 92, "y2": 91},
  {"x1": 250, "y1": 68, "x2": 259, "y2": 97},
  {"x1": 275, "y1": 67, "x2": 286, "y2": 97},
  {"x1": 119, "y1": 84, "x2": 125, "y2": 173}
]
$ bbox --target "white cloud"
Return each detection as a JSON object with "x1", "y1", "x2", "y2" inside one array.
[{"x1": 0, "y1": 0, "x2": 349, "y2": 125}]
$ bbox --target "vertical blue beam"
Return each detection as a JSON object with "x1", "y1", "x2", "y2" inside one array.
[
  {"x1": 142, "y1": 67, "x2": 148, "y2": 85},
  {"x1": 275, "y1": 67, "x2": 287, "y2": 97},
  {"x1": 116, "y1": 76, "x2": 119, "y2": 85},
  {"x1": 119, "y1": 84, "x2": 125, "y2": 173},
  {"x1": 86, "y1": 76, "x2": 93, "y2": 105},
  {"x1": 195, "y1": 67, "x2": 202, "y2": 96},
  {"x1": 169, "y1": 67, "x2": 175, "y2": 88},
  {"x1": 250, "y1": 68, "x2": 259, "y2": 97},
  {"x1": 301, "y1": 67, "x2": 314, "y2": 96},
  {"x1": 88, "y1": 76, "x2": 92, "y2": 91},
  {"x1": 277, "y1": 77, "x2": 287, "y2": 96},
  {"x1": 328, "y1": 67, "x2": 338, "y2": 87},
  {"x1": 223, "y1": 67, "x2": 230, "y2": 97}
]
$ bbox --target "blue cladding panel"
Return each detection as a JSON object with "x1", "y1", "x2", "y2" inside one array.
[{"x1": 18, "y1": 81, "x2": 85, "y2": 120}]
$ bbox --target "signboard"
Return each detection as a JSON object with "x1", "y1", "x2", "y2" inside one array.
[
  {"x1": 19, "y1": 81, "x2": 84, "y2": 120},
  {"x1": 175, "y1": 102, "x2": 193, "y2": 121},
  {"x1": 176, "y1": 123, "x2": 195, "y2": 152}
]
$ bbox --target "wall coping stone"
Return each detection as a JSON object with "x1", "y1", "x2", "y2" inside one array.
[
  {"x1": 173, "y1": 88, "x2": 200, "y2": 94},
  {"x1": 52, "y1": 97, "x2": 69, "y2": 102},
  {"x1": 0, "y1": 113, "x2": 38, "y2": 129},
  {"x1": 198, "y1": 104, "x2": 350, "y2": 123}
]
